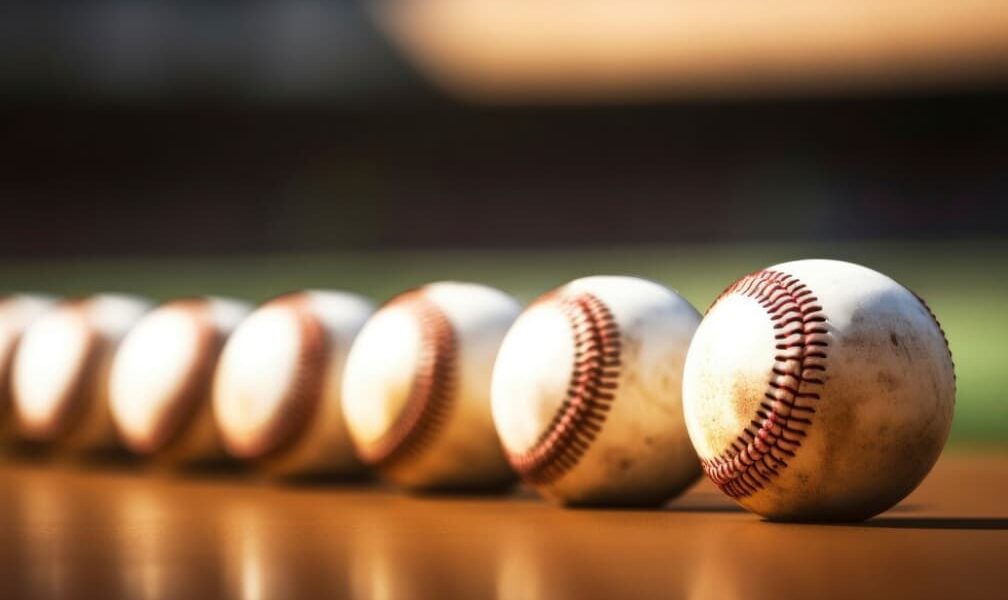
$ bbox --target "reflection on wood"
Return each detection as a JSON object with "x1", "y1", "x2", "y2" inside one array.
[{"x1": 0, "y1": 454, "x2": 1005, "y2": 599}]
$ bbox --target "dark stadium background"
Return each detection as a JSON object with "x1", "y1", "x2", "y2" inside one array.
[{"x1": 1, "y1": 2, "x2": 1005, "y2": 257}]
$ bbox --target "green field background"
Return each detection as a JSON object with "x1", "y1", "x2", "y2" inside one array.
[{"x1": 2, "y1": 241, "x2": 1003, "y2": 446}]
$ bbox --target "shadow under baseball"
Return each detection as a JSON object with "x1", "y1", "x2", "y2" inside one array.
[
  {"x1": 275, "y1": 471, "x2": 376, "y2": 489},
  {"x1": 833, "y1": 517, "x2": 1008, "y2": 530},
  {"x1": 663, "y1": 491, "x2": 746, "y2": 513}
]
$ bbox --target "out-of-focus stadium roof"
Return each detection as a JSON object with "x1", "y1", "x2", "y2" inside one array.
[
  {"x1": 379, "y1": 0, "x2": 1008, "y2": 102},
  {"x1": 2, "y1": 1, "x2": 1008, "y2": 105}
]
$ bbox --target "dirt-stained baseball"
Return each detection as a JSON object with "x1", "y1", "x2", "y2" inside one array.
[
  {"x1": 0, "y1": 294, "x2": 57, "y2": 438},
  {"x1": 491, "y1": 276, "x2": 703, "y2": 506},
  {"x1": 682, "y1": 259, "x2": 955, "y2": 521},
  {"x1": 109, "y1": 297, "x2": 251, "y2": 462},
  {"x1": 342, "y1": 281, "x2": 521, "y2": 491},
  {"x1": 212, "y1": 290, "x2": 374, "y2": 477},
  {"x1": 12, "y1": 294, "x2": 152, "y2": 453}
]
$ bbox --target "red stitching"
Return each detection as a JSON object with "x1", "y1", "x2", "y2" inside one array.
[
  {"x1": 701, "y1": 270, "x2": 830, "y2": 499},
  {"x1": 506, "y1": 292, "x2": 621, "y2": 485},
  {"x1": 19, "y1": 300, "x2": 101, "y2": 441},
  {"x1": 129, "y1": 300, "x2": 219, "y2": 453},
  {"x1": 268, "y1": 296, "x2": 328, "y2": 457},
  {"x1": 225, "y1": 294, "x2": 328, "y2": 459},
  {"x1": 357, "y1": 291, "x2": 457, "y2": 467},
  {"x1": 912, "y1": 291, "x2": 956, "y2": 388}
]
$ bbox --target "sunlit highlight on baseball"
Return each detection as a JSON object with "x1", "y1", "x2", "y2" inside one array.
[{"x1": 0, "y1": 294, "x2": 57, "y2": 438}]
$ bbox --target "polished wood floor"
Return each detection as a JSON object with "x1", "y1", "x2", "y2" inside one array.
[{"x1": 0, "y1": 451, "x2": 1005, "y2": 599}]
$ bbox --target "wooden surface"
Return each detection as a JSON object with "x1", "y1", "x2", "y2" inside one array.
[{"x1": 0, "y1": 451, "x2": 1006, "y2": 599}]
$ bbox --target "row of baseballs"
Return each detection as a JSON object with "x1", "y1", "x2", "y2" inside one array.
[{"x1": 0, "y1": 259, "x2": 955, "y2": 521}]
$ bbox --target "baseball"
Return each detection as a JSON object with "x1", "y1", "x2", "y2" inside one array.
[
  {"x1": 212, "y1": 290, "x2": 374, "y2": 477},
  {"x1": 682, "y1": 259, "x2": 956, "y2": 521},
  {"x1": 12, "y1": 294, "x2": 152, "y2": 453},
  {"x1": 491, "y1": 275, "x2": 703, "y2": 506},
  {"x1": 109, "y1": 297, "x2": 251, "y2": 461},
  {"x1": 0, "y1": 294, "x2": 57, "y2": 438},
  {"x1": 342, "y1": 281, "x2": 521, "y2": 491}
]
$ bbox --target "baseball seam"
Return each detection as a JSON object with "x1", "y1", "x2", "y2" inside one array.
[
  {"x1": 266, "y1": 298, "x2": 329, "y2": 458},
  {"x1": 701, "y1": 270, "x2": 830, "y2": 499},
  {"x1": 506, "y1": 292, "x2": 621, "y2": 485},
  {"x1": 223, "y1": 295, "x2": 328, "y2": 459},
  {"x1": 120, "y1": 301, "x2": 219, "y2": 454},
  {"x1": 358, "y1": 292, "x2": 457, "y2": 467},
  {"x1": 912, "y1": 291, "x2": 956, "y2": 388},
  {"x1": 17, "y1": 301, "x2": 101, "y2": 441}
]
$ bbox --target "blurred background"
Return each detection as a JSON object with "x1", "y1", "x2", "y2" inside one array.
[{"x1": 0, "y1": 1, "x2": 1005, "y2": 444}]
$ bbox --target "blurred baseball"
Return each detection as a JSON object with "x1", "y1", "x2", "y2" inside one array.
[
  {"x1": 682, "y1": 259, "x2": 955, "y2": 521},
  {"x1": 212, "y1": 290, "x2": 373, "y2": 477},
  {"x1": 492, "y1": 275, "x2": 702, "y2": 506},
  {"x1": 109, "y1": 297, "x2": 250, "y2": 462},
  {"x1": 342, "y1": 281, "x2": 521, "y2": 491},
  {"x1": 12, "y1": 294, "x2": 152, "y2": 453},
  {"x1": 0, "y1": 294, "x2": 57, "y2": 437}
]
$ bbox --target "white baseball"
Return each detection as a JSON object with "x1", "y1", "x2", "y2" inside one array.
[
  {"x1": 492, "y1": 276, "x2": 702, "y2": 506},
  {"x1": 682, "y1": 259, "x2": 956, "y2": 521},
  {"x1": 0, "y1": 294, "x2": 57, "y2": 437},
  {"x1": 212, "y1": 290, "x2": 374, "y2": 476},
  {"x1": 12, "y1": 294, "x2": 152, "y2": 452},
  {"x1": 342, "y1": 281, "x2": 521, "y2": 490},
  {"x1": 109, "y1": 297, "x2": 250, "y2": 461}
]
